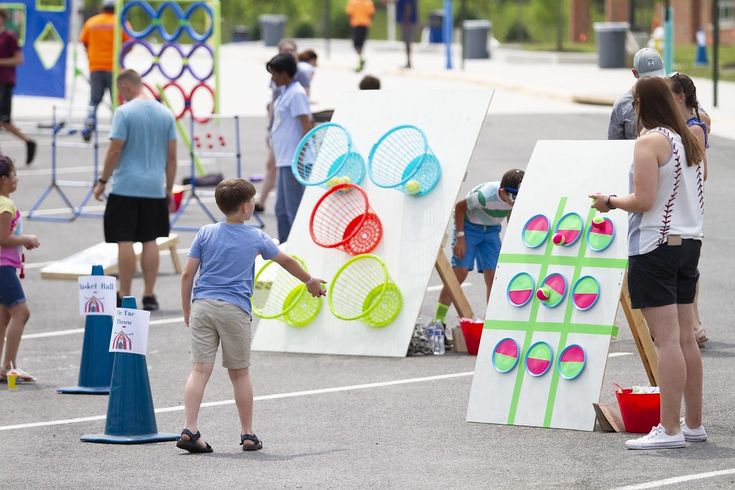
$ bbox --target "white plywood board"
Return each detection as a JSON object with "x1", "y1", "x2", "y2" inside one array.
[
  {"x1": 252, "y1": 89, "x2": 493, "y2": 357},
  {"x1": 466, "y1": 140, "x2": 635, "y2": 431}
]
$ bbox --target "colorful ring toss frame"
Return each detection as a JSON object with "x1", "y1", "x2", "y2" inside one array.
[
  {"x1": 120, "y1": 40, "x2": 214, "y2": 81},
  {"x1": 291, "y1": 123, "x2": 366, "y2": 188},
  {"x1": 121, "y1": 1, "x2": 214, "y2": 42},
  {"x1": 367, "y1": 125, "x2": 442, "y2": 197},
  {"x1": 492, "y1": 338, "x2": 521, "y2": 373}
]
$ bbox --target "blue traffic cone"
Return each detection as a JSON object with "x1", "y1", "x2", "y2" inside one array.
[
  {"x1": 58, "y1": 265, "x2": 115, "y2": 395},
  {"x1": 81, "y1": 296, "x2": 178, "y2": 444}
]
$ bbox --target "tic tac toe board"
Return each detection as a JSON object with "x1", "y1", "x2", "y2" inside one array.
[
  {"x1": 466, "y1": 140, "x2": 635, "y2": 431},
  {"x1": 251, "y1": 89, "x2": 493, "y2": 357}
]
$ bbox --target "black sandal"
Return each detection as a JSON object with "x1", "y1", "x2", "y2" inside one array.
[
  {"x1": 240, "y1": 433, "x2": 263, "y2": 451},
  {"x1": 176, "y1": 429, "x2": 213, "y2": 454}
]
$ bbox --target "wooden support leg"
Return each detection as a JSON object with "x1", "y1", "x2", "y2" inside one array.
[
  {"x1": 435, "y1": 250, "x2": 474, "y2": 319},
  {"x1": 169, "y1": 242, "x2": 182, "y2": 274},
  {"x1": 620, "y1": 273, "x2": 659, "y2": 386}
]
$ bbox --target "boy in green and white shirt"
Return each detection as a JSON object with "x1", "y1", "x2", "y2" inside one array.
[{"x1": 435, "y1": 169, "x2": 525, "y2": 324}]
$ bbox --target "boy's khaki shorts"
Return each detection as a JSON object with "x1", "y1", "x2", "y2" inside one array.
[{"x1": 189, "y1": 299, "x2": 252, "y2": 369}]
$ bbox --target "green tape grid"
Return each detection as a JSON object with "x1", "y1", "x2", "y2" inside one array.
[
  {"x1": 542, "y1": 206, "x2": 598, "y2": 427},
  {"x1": 485, "y1": 319, "x2": 618, "y2": 337},
  {"x1": 506, "y1": 197, "x2": 567, "y2": 425},
  {"x1": 499, "y1": 253, "x2": 627, "y2": 269}
]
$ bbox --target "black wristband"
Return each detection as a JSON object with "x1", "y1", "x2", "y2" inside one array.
[
  {"x1": 98, "y1": 178, "x2": 108, "y2": 185},
  {"x1": 606, "y1": 194, "x2": 617, "y2": 210}
]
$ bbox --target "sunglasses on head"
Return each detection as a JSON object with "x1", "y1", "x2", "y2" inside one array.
[{"x1": 667, "y1": 71, "x2": 687, "y2": 92}]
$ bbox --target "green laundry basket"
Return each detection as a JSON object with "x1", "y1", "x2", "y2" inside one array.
[
  {"x1": 252, "y1": 255, "x2": 322, "y2": 327},
  {"x1": 328, "y1": 254, "x2": 402, "y2": 328}
]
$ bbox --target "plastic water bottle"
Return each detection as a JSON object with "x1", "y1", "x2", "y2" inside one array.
[{"x1": 432, "y1": 321, "x2": 445, "y2": 355}]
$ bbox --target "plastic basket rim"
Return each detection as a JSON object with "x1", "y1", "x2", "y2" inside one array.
[
  {"x1": 328, "y1": 253, "x2": 391, "y2": 321},
  {"x1": 570, "y1": 275, "x2": 601, "y2": 311},
  {"x1": 507, "y1": 271, "x2": 536, "y2": 307},
  {"x1": 367, "y1": 124, "x2": 430, "y2": 189},
  {"x1": 291, "y1": 122, "x2": 353, "y2": 186},
  {"x1": 252, "y1": 254, "x2": 307, "y2": 319},
  {"x1": 309, "y1": 183, "x2": 371, "y2": 249},
  {"x1": 585, "y1": 216, "x2": 616, "y2": 252},
  {"x1": 521, "y1": 213, "x2": 550, "y2": 249}
]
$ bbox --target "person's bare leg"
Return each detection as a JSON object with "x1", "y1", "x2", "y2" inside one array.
[
  {"x1": 229, "y1": 368, "x2": 255, "y2": 442},
  {"x1": 258, "y1": 147, "x2": 276, "y2": 208},
  {"x1": 1, "y1": 301, "x2": 30, "y2": 372},
  {"x1": 0, "y1": 306, "x2": 9, "y2": 371},
  {"x1": 641, "y1": 305, "x2": 685, "y2": 434},
  {"x1": 0, "y1": 122, "x2": 30, "y2": 142},
  {"x1": 140, "y1": 241, "x2": 159, "y2": 297},
  {"x1": 483, "y1": 269, "x2": 496, "y2": 302},
  {"x1": 437, "y1": 268, "x2": 470, "y2": 308},
  {"x1": 693, "y1": 281, "x2": 707, "y2": 344},
  {"x1": 117, "y1": 242, "x2": 136, "y2": 297},
  {"x1": 678, "y1": 303, "x2": 703, "y2": 428},
  {"x1": 182, "y1": 362, "x2": 214, "y2": 448}
]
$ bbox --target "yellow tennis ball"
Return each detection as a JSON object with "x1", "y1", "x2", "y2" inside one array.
[
  {"x1": 406, "y1": 180, "x2": 421, "y2": 195},
  {"x1": 339, "y1": 176, "x2": 351, "y2": 184},
  {"x1": 327, "y1": 176, "x2": 340, "y2": 188}
]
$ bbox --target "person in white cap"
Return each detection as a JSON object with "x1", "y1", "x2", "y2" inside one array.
[{"x1": 608, "y1": 48, "x2": 665, "y2": 140}]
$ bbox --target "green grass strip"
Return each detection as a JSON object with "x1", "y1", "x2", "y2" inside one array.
[
  {"x1": 506, "y1": 197, "x2": 567, "y2": 425},
  {"x1": 499, "y1": 253, "x2": 627, "y2": 269},
  {"x1": 543, "y1": 207, "x2": 597, "y2": 427}
]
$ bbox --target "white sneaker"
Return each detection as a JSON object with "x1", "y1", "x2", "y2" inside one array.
[
  {"x1": 680, "y1": 418, "x2": 708, "y2": 442},
  {"x1": 625, "y1": 424, "x2": 686, "y2": 450}
]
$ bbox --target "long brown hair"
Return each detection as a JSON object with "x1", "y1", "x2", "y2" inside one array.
[
  {"x1": 666, "y1": 72, "x2": 702, "y2": 121},
  {"x1": 634, "y1": 77, "x2": 704, "y2": 166}
]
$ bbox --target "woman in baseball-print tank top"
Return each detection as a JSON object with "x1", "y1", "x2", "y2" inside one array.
[{"x1": 590, "y1": 77, "x2": 706, "y2": 450}]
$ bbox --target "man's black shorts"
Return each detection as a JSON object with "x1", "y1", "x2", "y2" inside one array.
[
  {"x1": 353, "y1": 26, "x2": 368, "y2": 50},
  {"x1": 627, "y1": 239, "x2": 701, "y2": 309},
  {"x1": 0, "y1": 83, "x2": 14, "y2": 123},
  {"x1": 104, "y1": 194, "x2": 170, "y2": 243}
]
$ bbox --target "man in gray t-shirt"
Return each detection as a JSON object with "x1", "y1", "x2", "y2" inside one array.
[{"x1": 608, "y1": 48, "x2": 665, "y2": 140}]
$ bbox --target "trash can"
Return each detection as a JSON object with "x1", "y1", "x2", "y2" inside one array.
[
  {"x1": 429, "y1": 10, "x2": 444, "y2": 44},
  {"x1": 594, "y1": 22, "x2": 629, "y2": 68},
  {"x1": 259, "y1": 14, "x2": 287, "y2": 47},
  {"x1": 463, "y1": 20, "x2": 491, "y2": 59},
  {"x1": 231, "y1": 25, "x2": 250, "y2": 43}
]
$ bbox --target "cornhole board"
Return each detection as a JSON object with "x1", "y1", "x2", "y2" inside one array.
[
  {"x1": 252, "y1": 88, "x2": 493, "y2": 357},
  {"x1": 40, "y1": 235, "x2": 181, "y2": 280},
  {"x1": 466, "y1": 140, "x2": 634, "y2": 431}
]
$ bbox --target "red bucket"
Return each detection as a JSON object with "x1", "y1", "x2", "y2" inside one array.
[
  {"x1": 615, "y1": 386, "x2": 661, "y2": 433},
  {"x1": 459, "y1": 318, "x2": 484, "y2": 356}
]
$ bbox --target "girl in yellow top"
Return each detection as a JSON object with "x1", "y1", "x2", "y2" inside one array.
[{"x1": 346, "y1": 0, "x2": 375, "y2": 72}]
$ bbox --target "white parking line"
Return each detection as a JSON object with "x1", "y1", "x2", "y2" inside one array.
[
  {"x1": 22, "y1": 317, "x2": 183, "y2": 340},
  {"x1": 607, "y1": 352, "x2": 633, "y2": 358},
  {"x1": 17, "y1": 159, "x2": 203, "y2": 178},
  {"x1": 24, "y1": 248, "x2": 190, "y2": 269},
  {"x1": 0, "y1": 371, "x2": 474, "y2": 432},
  {"x1": 613, "y1": 469, "x2": 735, "y2": 489},
  {"x1": 426, "y1": 282, "x2": 473, "y2": 292}
]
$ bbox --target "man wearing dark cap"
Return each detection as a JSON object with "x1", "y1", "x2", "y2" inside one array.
[{"x1": 608, "y1": 48, "x2": 666, "y2": 140}]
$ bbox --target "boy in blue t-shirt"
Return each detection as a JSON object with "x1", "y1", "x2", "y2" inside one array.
[
  {"x1": 178, "y1": 178, "x2": 325, "y2": 454},
  {"x1": 435, "y1": 169, "x2": 525, "y2": 324}
]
